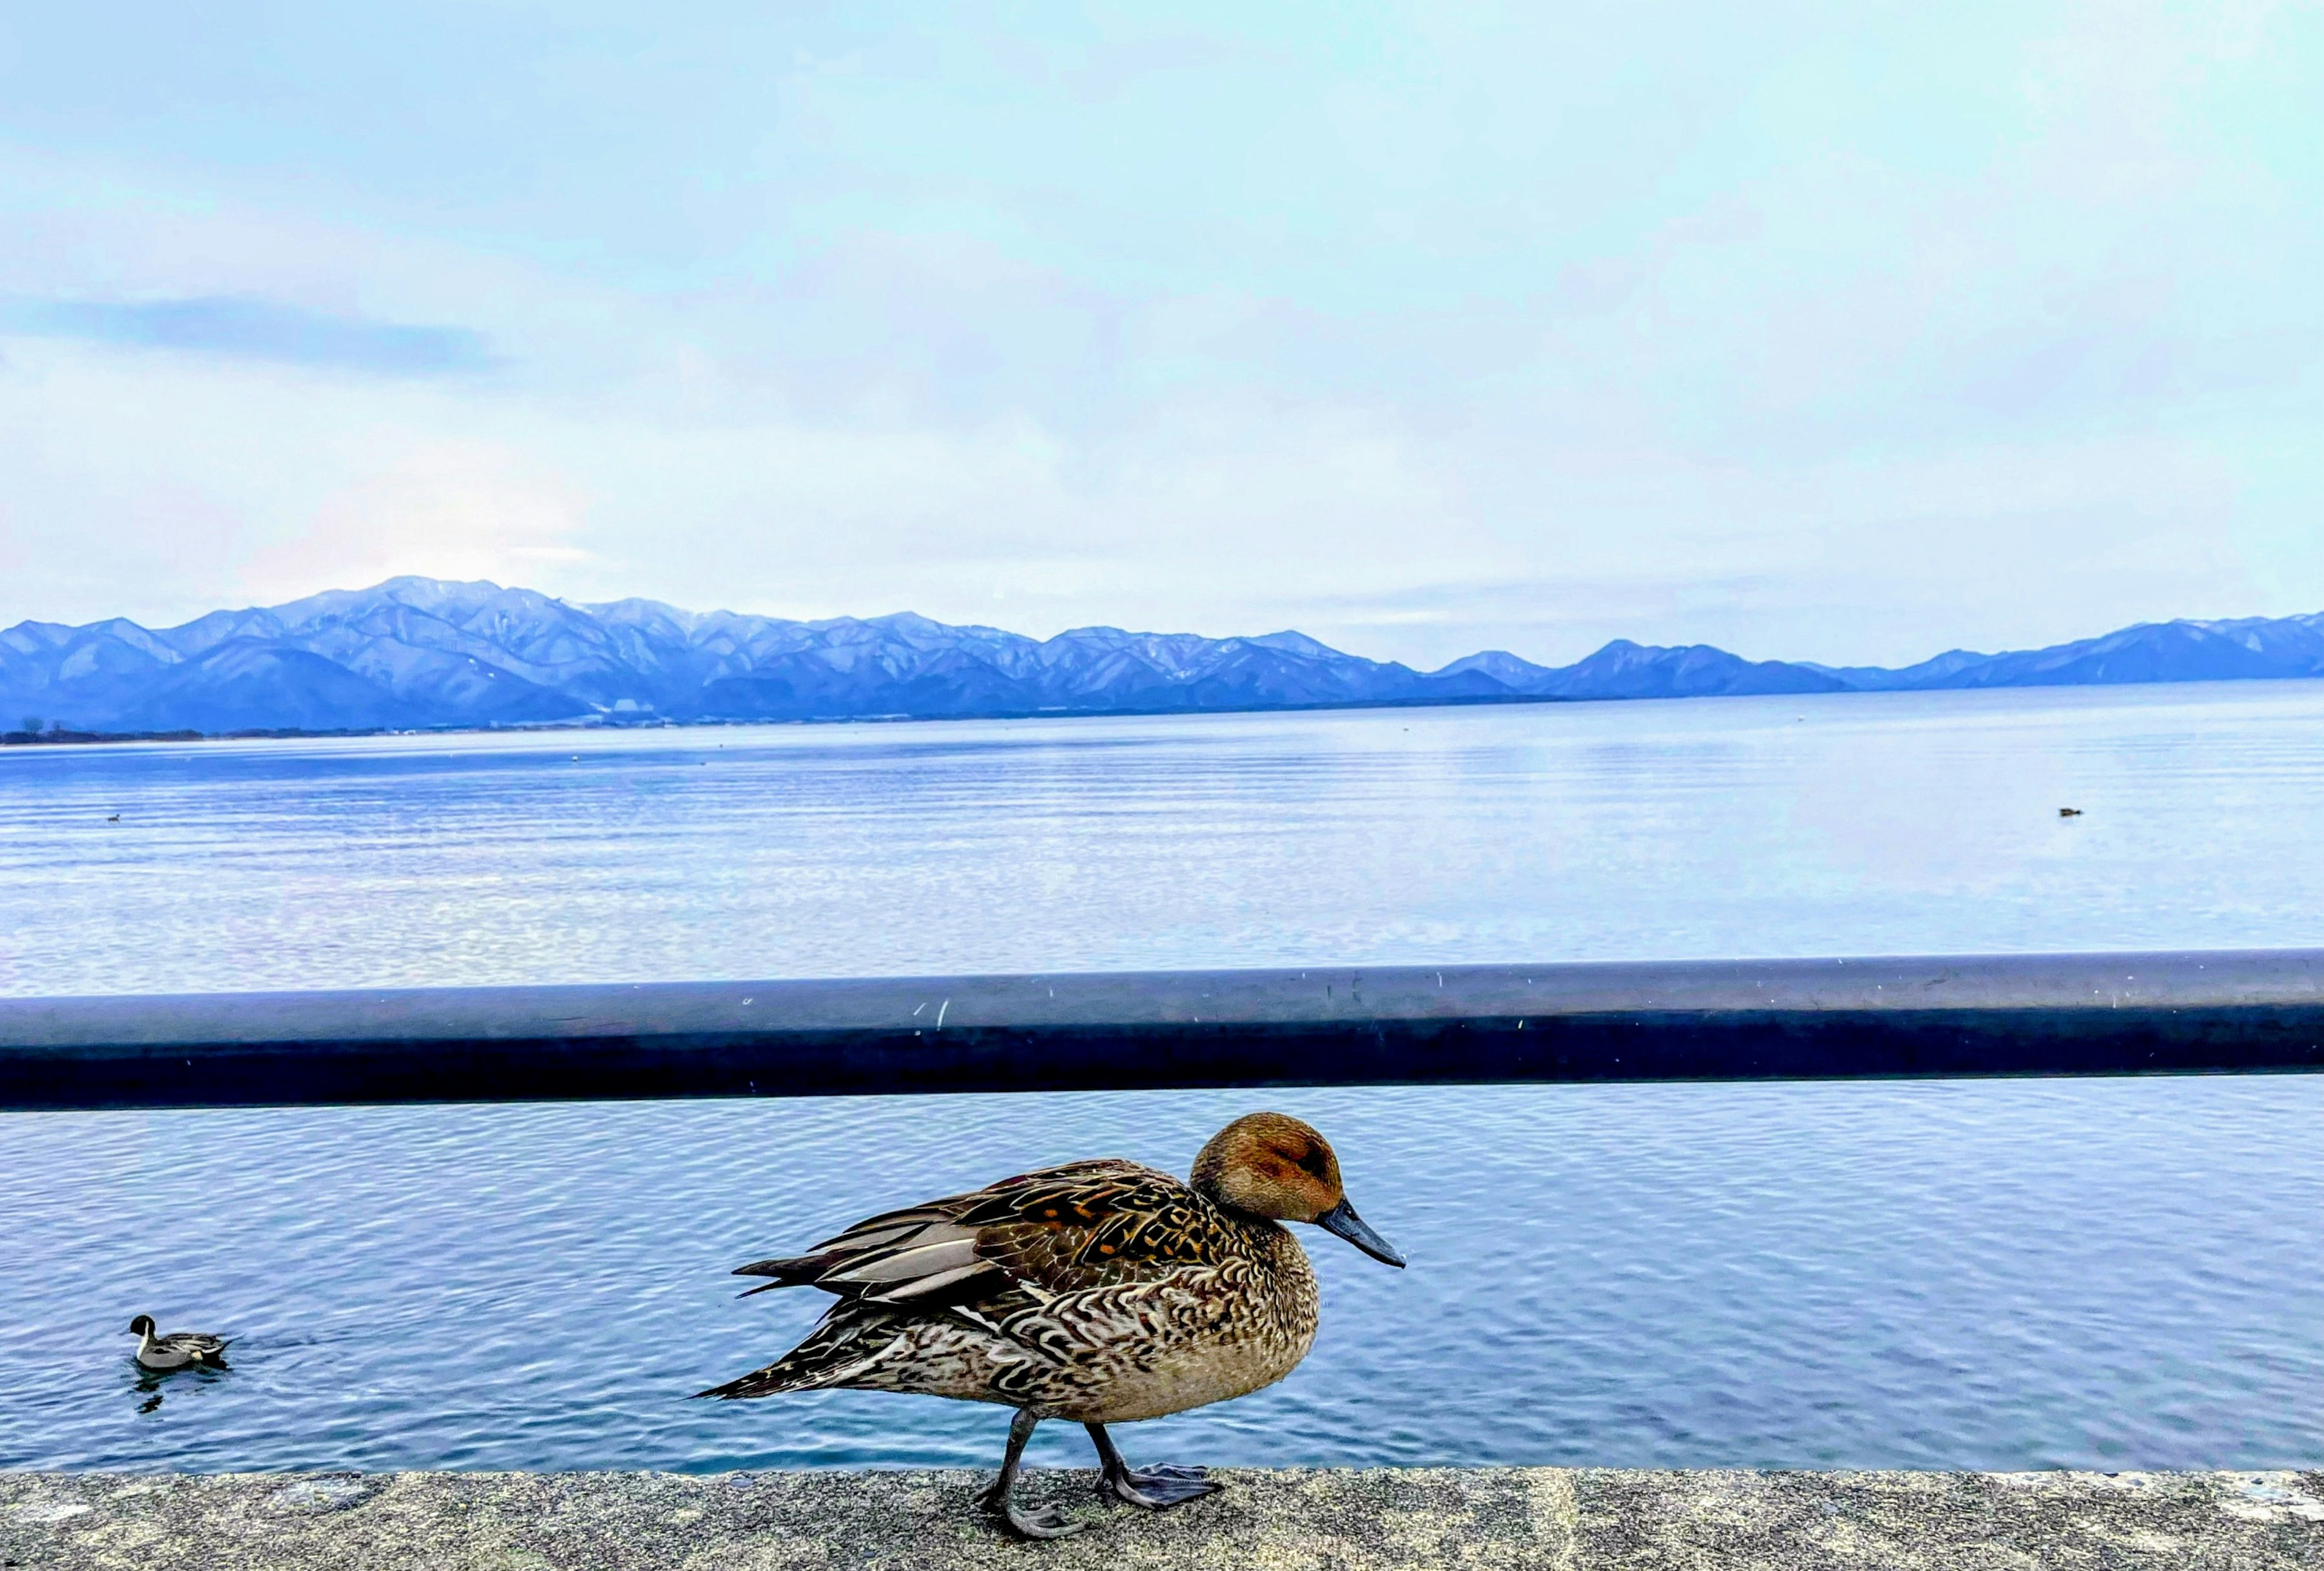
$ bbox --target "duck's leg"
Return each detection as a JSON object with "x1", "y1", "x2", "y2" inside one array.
[
  {"x1": 979, "y1": 1409, "x2": 1084, "y2": 1539},
  {"x1": 1085, "y1": 1422, "x2": 1218, "y2": 1508}
]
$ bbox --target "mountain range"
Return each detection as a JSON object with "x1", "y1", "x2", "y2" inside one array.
[{"x1": 4, "y1": 577, "x2": 2322, "y2": 736}]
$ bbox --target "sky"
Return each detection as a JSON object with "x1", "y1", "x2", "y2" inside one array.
[{"x1": 0, "y1": 2, "x2": 2318, "y2": 669}]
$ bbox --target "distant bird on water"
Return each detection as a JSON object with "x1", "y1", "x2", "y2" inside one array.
[
  {"x1": 699, "y1": 1112, "x2": 1406, "y2": 1538},
  {"x1": 2059, "y1": 807, "x2": 2084, "y2": 817},
  {"x1": 126, "y1": 1315, "x2": 229, "y2": 1371}
]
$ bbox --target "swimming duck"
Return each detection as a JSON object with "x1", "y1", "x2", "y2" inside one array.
[
  {"x1": 126, "y1": 1315, "x2": 229, "y2": 1371},
  {"x1": 700, "y1": 1111, "x2": 1405, "y2": 1538}
]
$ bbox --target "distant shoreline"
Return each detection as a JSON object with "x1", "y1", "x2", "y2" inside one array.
[
  {"x1": 8, "y1": 672, "x2": 2324, "y2": 748},
  {"x1": 0, "y1": 691, "x2": 1580, "y2": 746},
  {"x1": 3, "y1": 727, "x2": 210, "y2": 746}
]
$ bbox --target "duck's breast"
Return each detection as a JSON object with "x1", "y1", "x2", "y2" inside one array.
[{"x1": 1058, "y1": 1228, "x2": 1321, "y2": 1424}]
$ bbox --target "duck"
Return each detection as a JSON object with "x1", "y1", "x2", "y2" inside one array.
[
  {"x1": 126, "y1": 1314, "x2": 229, "y2": 1371},
  {"x1": 700, "y1": 1111, "x2": 1405, "y2": 1538}
]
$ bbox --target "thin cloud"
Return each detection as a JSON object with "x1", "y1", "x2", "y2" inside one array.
[{"x1": 0, "y1": 295, "x2": 497, "y2": 377}]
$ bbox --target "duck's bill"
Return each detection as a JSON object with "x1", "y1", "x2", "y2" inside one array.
[{"x1": 1316, "y1": 1199, "x2": 1406, "y2": 1268}]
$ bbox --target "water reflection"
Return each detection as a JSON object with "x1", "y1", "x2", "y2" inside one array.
[{"x1": 130, "y1": 1363, "x2": 232, "y2": 1416}]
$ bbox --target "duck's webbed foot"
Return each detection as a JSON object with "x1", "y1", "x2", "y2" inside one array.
[
  {"x1": 1103, "y1": 1465, "x2": 1216, "y2": 1509},
  {"x1": 980, "y1": 1488, "x2": 1085, "y2": 1540},
  {"x1": 1086, "y1": 1423, "x2": 1220, "y2": 1509},
  {"x1": 983, "y1": 1409, "x2": 1087, "y2": 1540}
]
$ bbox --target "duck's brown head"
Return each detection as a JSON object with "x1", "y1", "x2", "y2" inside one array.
[
  {"x1": 126, "y1": 1314, "x2": 156, "y2": 1337},
  {"x1": 1190, "y1": 1112, "x2": 1405, "y2": 1267}
]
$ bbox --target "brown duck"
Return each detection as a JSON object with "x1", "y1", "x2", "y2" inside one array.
[{"x1": 700, "y1": 1111, "x2": 1405, "y2": 1537}]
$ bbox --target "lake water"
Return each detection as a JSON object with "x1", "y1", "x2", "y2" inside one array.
[
  {"x1": 1, "y1": 682, "x2": 2321, "y2": 1473},
  {"x1": 4, "y1": 682, "x2": 2324, "y2": 993},
  {"x1": 2, "y1": 1080, "x2": 2319, "y2": 1475}
]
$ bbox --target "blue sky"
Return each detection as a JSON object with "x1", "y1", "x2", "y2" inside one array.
[{"x1": 1, "y1": 2, "x2": 2317, "y2": 665}]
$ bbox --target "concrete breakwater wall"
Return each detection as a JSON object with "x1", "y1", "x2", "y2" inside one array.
[{"x1": 4, "y1": 1467, "x2": 2321, "y2": 1570}]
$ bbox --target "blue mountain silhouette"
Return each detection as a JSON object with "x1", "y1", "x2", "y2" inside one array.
[{"x1": 4, "y1": 577, "x2": 2320, "y2": 734}]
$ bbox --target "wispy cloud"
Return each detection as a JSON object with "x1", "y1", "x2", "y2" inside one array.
[
  {"x1": 0, "y1": 296, "x2": 497, "y2": 376},
  {"x1": 0, "y1": 4, "x2": 2315, "y2": 651}
]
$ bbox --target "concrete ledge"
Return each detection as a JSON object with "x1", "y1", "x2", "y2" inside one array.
[{"x1": 5, "y1": 1468, "x2": 2321, "y2": 1569}]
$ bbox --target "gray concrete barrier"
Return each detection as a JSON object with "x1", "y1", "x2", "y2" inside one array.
[{"x1": 4, "y1": 1467, "x2": 2320, "y2": 1569}]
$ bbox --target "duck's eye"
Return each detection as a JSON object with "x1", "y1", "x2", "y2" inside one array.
[{"x1": 1292, "y1": 1146, "x2": 1331, "y2": 1179}]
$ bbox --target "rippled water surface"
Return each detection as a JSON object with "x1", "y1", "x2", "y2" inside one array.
[
  {"x1": 2, "y1": 1079, "x2": 2319, "y2": 1473},
  {"x1": 1, "y1": 683, "x2": 2320, "y2": 1471}
]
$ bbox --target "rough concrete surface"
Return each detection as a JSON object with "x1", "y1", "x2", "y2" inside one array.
[{"x1": 3, "y1": 1467, "x2": 2320, "y2": 1570}]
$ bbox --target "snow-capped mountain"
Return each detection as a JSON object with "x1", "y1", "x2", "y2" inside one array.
[{"x1": 3, "y1": 577, "x2": 2320, "y2": 735}]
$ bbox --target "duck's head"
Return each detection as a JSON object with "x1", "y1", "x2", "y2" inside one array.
[
  {"x1": 126, "y1": 1314, "x2": 156, "y2": 1337},
  {"x1": 1191, "y1": 1112, "x2": 1405, "y2": 1268}
]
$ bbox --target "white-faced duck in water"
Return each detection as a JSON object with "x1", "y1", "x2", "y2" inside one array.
[
  {"x1": 126, "y1": 1315, "x2": 230, "y2": 1371},
  {"x1": 700, "y1": 1112, "x2": 1405, "y2": 1538}
]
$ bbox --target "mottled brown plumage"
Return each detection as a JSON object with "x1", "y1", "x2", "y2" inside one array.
[{"x1": 700, "y1": 1112, "x2": 1405, "y2": 1538}]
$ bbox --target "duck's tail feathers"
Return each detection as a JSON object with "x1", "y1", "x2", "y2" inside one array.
[
  {"x1": 693, "y1": 1362, "x2": 819, "y2": 1400},
  {"x1": 730, "y1": 1252, "x2": 842, "y2": 1297},
  {"x1": 694, "y1": 1306, "x2": 901, "y2": 1400}
]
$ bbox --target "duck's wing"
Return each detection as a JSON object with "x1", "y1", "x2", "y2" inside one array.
[
  {"x1": 156, "y1": 1332, "x2": 229, "y2": 1359},
  {"x1": 703, "y1": 1159, "x2": 1248, "y2": 1401},
  {"x1": 951, "y1": 1159, "x2": 1241, "y2": 1293},
  {"x1": 731, "y1": 1157, "x2": 1234, "y2": 1306}
]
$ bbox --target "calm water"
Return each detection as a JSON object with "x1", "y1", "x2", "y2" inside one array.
[
  {"x1": 2, "y1": 683, "x2": 2321, "y2": 1472},
  {"x1": 2, "y1": 682, "x2": 2323, "y2": 993},
  {"x1": 2, "y1": 1080, "x2": 2319, "y2": 1474}
]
